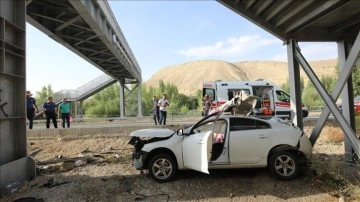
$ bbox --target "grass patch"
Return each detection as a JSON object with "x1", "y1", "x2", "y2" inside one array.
[
  {"x1": 356, "y1": 116, "x2": 360, "y2": 130},
  {"x1": 321, "y1": 125, "x2": 344, "y2": 143},
  {"x1": 318, "y1": 116, "x2": 360, "y2": 143}
]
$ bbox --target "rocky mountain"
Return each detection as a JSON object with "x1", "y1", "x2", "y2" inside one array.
[{"x1": 144, "y1": 59, "x2": 338, "y2": 96}]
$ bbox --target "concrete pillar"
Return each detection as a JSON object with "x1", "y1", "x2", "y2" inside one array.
[
  {"x1": 79, "y1": 101, "x2": 83, "y2": 118},
  {"x1": 74, "y1": 101, "x2": 77, "y2": 118},
  {"x1": 303, "y1": 32, "x2": 360, "y2": 158},
  {"x1": 287, "y1": 40, "x2": 303, "y2": 129},
  {"x1": 119, "y1": 80, "x2": 125, "y2": 117},
  {"x1": 338, "y1": 40, "x2": 357, "y2": 162},
  {"x1": 0, "y1": 0, "x2": 36, "y2": 193},
  {"x1": 137, "y1": 81, "x2": 143, "y2": 117}
]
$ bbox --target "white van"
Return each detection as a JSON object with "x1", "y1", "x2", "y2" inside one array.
[{"x1": 202, "y1": 79, "x2": 309, "y2": 119}]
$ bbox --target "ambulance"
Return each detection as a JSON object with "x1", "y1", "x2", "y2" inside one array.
[{"x1": 202, "y1": 79, "x2": 309, "y2": 119}]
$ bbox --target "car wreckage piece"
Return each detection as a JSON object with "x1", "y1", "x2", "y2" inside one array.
[{"x1": 210, "y1": 90, "x2": 258, "y2": 116}]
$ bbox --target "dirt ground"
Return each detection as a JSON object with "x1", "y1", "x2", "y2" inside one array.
[{"x1": 2, "y1": 122, "x2": 360, "y2": 202}]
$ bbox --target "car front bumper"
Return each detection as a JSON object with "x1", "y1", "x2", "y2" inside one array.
[
  {"x1": 132, "y1": 151, "x2": 147, "y2": 170},
  {"x1": 299, "y1": 134, "x2": 312, "y2": 160}
]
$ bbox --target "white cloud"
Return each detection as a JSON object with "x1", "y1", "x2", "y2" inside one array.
[
  {"x1": 269, "y1": 42, "x2": 337, "y2": 62},
  {"x1": 299, "y1": 42, "x2": 337, "y2": 60},
  {"x1": 177, "y1": 35, "x2": 280, "y2": 59}
]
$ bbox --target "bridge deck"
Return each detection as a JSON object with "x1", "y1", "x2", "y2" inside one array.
[{"x1": 27, "y1": 0, "x2": 141, "y2": 83}]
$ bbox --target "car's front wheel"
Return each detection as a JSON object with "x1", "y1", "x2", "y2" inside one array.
[
  {"x1": 148, "y1": 154, "x2": 177, "y2": 183},
  {"x1": 268, "y1": 151, "x2": 299, "y2": 180}
]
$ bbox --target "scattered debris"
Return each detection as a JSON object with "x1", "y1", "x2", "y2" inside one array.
[
  {"x1": 99, "y1": 151, "x2": 116, "y2": 154},
  {"x1": 41, "y1": 178, "x2": 70, "y2": 189},
  {"x1": 3, "y1": 181, "x2": 21, "y2": 195},
  {"x1": 92, "y1": 154, "x2": 105, "y2": 158},
  {"x1": 29, "y1": 148, "x2": 43, "y2": 157},
  {"x1": 62, "y1": 161, "x2": 75, "y2": 170},
  {"x1": 109, "y1": 146, "x2": 120, "y2": 150},
  {"x1": 318, "y1": 153, "x2": 331, "y2": 160},
  {"x1": 75, "y1": 160, "x2": 87, "y2": 167},
  {"x1": 36, "y1": 156, "x2": 90, "y2": 165},
  {"x1": 12, "y1": 197, "x2": 44, "y2": 202}
]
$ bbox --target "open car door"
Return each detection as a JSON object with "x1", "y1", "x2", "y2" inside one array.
[{"x1": 182, "y1": 131, "x2": 213, "y2": 174}]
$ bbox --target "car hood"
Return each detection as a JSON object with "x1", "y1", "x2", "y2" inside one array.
[{"x1": 130, "y1": 128, "x2": 175, "y2": 138}]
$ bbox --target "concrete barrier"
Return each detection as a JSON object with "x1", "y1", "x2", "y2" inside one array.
[
  {"x1": 27, "y1": 118, "x2": 339, "y2": 139},
  {"x1": 27, "y1": 124, "x2": 189, "y2": 139}
]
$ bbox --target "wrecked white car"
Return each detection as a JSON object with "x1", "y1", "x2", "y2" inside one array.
[{"x1": 128, "y1": 91, "x2": 312, "y2": 182}]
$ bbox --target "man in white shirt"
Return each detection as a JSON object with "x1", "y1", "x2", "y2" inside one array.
[
  {"x1": 158, "y1": 93, "x2": 170, "y2": 125},
  {"x1": 203, "y1": 94, "x2": 212, "y2": 116}
]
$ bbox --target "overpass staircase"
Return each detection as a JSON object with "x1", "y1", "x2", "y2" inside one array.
[{"x1": 35, "y1": 74, "x2": 116, "y2": 119}]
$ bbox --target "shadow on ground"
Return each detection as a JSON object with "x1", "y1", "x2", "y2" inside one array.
[{"x1": 4, "y1": 163, "x2": 354, "y2": 202}]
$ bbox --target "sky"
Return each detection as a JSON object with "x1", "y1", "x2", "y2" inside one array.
[{"x1": 26, "y1": 0, "x2": 338, "y2": 95}]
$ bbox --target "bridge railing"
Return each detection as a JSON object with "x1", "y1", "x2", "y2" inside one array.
[
  {"x1": 76, "y1": 74, "x2": 114, "y2": 98},
  {"x1": 100, "y1": 0, "x2": 141, "y2": 78}
]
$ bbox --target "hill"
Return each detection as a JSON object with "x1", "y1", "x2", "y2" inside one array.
[{"x1": 144, "y1": 59, "x2": 338, "y2": 96}]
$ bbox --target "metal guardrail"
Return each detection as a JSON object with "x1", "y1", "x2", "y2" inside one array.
[{"x1": 309, "y1": 106, "x2": 325, "y2": 112}]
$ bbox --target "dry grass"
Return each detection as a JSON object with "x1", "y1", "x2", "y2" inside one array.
[{"x1": 321, "y1": 125, "x2": 344, "y2": 143}]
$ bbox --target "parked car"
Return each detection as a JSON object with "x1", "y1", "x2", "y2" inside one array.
[
  {"x1": 128, "y1": 111, "x2": 312, "y2": 183},
  {"x1": 337, "y1": 96, "x2": 360, "y2": 114}
]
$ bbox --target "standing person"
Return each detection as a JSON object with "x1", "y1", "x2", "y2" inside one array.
[
  {"x1": 151, "y1": 96, "x2": 160, "y2": 125},
  {"x1": 26, "y1": 90, "x2": 38, "y2": 129},
  {"x1": 43, "y1": 96, "x2": 58, "y2": 129},
  {"x1": 158, "y1": 93, "x2": 170, "y2": 125},
  {"x1": 58, "y1": 98, "x2": 71, "y2": 128},
  {"x1": 203, "y1": 94, "x2": 212, "y2": 116}
]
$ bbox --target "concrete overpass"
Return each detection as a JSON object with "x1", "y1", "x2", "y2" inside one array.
[
  {"x1": 0, "y1": 0, "x2": 142, "y2": 192},
  {"x1": 26, "y1": 0, "x2": 143, "y2": 118}
]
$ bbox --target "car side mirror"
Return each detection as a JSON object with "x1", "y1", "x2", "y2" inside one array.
[{"x1": 176, "y1": 128, "x2": 184, "y2": 136}]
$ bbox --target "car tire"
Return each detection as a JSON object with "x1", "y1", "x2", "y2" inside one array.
[
  {"x1": 148, "y1": 154, "x2": 177, "y2": 183},
  {"x1": 302, "y1": 110, "x2": 309, "y2": 118},
  {"x1": 268, "y1": 151, "x2": 299, "y2": 181}
]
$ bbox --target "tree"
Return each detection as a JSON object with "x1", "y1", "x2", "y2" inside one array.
[
  {"x1": 302, "y1": 82, "x2": 323, "y2": 107},
  {"x1": 180, "y1": 105, "x2": 189, "y2": 114},
  {"x1": 84, "y1": 80, "x2": 200, "y2": 117},
  {"x1": 302, "y1": 75, "x2": 337, "y2": 107},
  {"x1": 280, "y1": 77, "x2": 305, "y2": 94},
  {"x1": 35, "y1": 84, "x2": 54, "y2": 105},
  {"x1": 352, "y1": 65, "x2": 360, "y2": 96},
  {"x1": 141, "y1": 80, "x2": 199, "y2": 116},
  {"x1": 83, "y1": 84, "x2": 120, "y2": 117}
]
